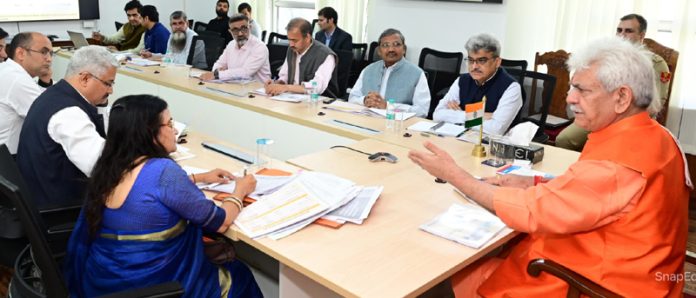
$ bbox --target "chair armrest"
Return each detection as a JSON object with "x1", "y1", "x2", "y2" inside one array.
[
  {"x1": 526, "y1": 258, "x2": 621, "y2": 298},
  {"x1": 97, "y1": 281, "x2": 184, "y2": 298}
]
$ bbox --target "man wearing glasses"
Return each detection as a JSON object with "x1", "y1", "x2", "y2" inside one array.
[
  {"x1": 201, "y1": 14, "x2": 270, "y2": 82},
  {"x1": 433, "y1": 33, "x2": 522, "y2": 136},
  {"x1": 265, "y1": 18, "x2": 338, "y2": 97},
  {"x1": 17, "y1": 46, "x2": 118, "y2": 211},
  {"x1": 0, "y1": 32, "x2": 54, "y2": 155},
  {"x1": 348, "y1": 28, "x2": 430, "y2": 117}
]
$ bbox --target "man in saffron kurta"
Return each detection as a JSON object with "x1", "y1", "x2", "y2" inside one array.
[{"x1": 409, "y1": 37, "x2": 691, "y2": 297}]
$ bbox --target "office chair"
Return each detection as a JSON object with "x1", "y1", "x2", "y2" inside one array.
[
  {"x1": 1, "y1": 177, "x2": 184, "y2": 298},
  {"x1": 114, "y1": 21, "x2": 124, "y2": 31},
  {"x1": 348, "y1": 43, "x2": 368, "y2": 88},
  {"x1": 193, "y1": 34, "x2": 226, "y2": 71},
  {"x1": 527, "y1": 259, "x2": 620, "y2": 298},
  {"x1": 501, "y1": 58, "x2": 528, "y2": 102},
  {"x1": 193, "y1": 21, "x2": 208, "y2": 34},
  {"x1": 643, "y1": 38, "x2": 679, "y2": 125},
  {"x1": 418, "y1": 47, "x2": 463, "y2": 119},
  {"x1": 267, "y1": 32, "x2": 288, "y2": 46},
  {"x1": 367, "y1": 41, "x2": 380, "y2": 62},
  {"x1": 261, "y1": 30, "x2": 267, "y2": 43},
  {"x1": 186, "y1": 38, "x2": 208, "y2": 70},
  {"x1": 335, "y1": 49, "x2": 354, "y2": 99},
  {"x1": 507, "y1": 69, "x2": 556, "y2": 143},
  {"x1": 267, "y1": 43, "x2": 289, "y2": 79},
  {"x1": 533, "y1": 50, "x2": 572, "y2": 143}
]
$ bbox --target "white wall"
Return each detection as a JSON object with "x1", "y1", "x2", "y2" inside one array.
[{"x1": 366, "y1": 0, "x2": 508, "y2": 70}]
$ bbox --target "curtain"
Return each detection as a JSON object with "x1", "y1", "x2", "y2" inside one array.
[
  {"x1": 315, "y1": 0, "x2": 369, "y2": 42},
  {"x1": 669, "y1": 0, "x2": 696, "y2": 151}
]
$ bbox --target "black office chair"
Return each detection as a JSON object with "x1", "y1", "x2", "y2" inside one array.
[
  {"x1": 501, "y1": 58, "x2": 528, "y2": 102},
  {"x1": 418, "y1": 47, "x2": 463, "y2": 119},
  {"x1": 335, "y1": 49, "x2": 353, "y2": 99},
  {"x1": 1, "y1": 177, "x2": 184, "y2": 298},
  {"x1": 507, "y1": 68, "x2": 556, "y2": 143},
  {"x1": 193, "y1": 21, "x2": 208, "y2": 34},
  {"x1": 187, "y1": 37, "x2": 208, "y2": 70},
  {"x1": 367, "y1": 41, "x2": 380, "y2": 62},
  {"x1": 188, "y1": 19, "x2": 194, "y2": 29},
  {"x1": 267, "y1": 32, "x2": 288, "y2": 45},
  {"x1": 115, "y1": 21, "x2": 124, "y2": 31},
  {"x1": 194, "y1": 34, "x2": 226, "y2": 71},
  {"x1": 267, "y1": 44, "x2": 289, "y2": 79},
  {"x1": 348, "y1": 43, "x2": 368, "y2": 88},
  {"x1": 261, "y1": 30, "x2": 267, "y2": 43},
  {"x1": 311, "y1": 19, "x2": 319, "y2": 36}
]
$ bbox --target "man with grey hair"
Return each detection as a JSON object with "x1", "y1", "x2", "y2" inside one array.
[
  {"x1": 0, "y1": 32, "x2": 54, "y2": 155},
  {"x1": 265, "y1": 17, "x2": 338, "y2": 97},
  {"x1": 433, "y1": 33, "x2": 522, "y2": 135},
  {"x1": 556, "y1": 13, "x2": 671, "y2": 152},
  {"x1": 163, "y1": 11, "x2": 207, "y2": 69},
  {"x1": 409, "y1": 36, "x2": 690, "y2": 297},
  {"x1": 348, "y1": 28, "x2": 430, "y2": 117},
  {"x1": 17, "y1": 45, "x2": 118, "y2": 211}
]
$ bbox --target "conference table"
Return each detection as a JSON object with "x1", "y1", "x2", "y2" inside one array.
[{"x1": 51, "y1": 52, "x2": 581, "y2": 297}]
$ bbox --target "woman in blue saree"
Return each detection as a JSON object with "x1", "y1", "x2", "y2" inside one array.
[{"x1": 64, "y1": 95, "x2": 262, "y2": 297}]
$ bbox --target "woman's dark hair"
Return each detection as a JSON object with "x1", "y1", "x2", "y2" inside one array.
[{"x1": 85, "y1": 94, "x2": 169, "y2": 238}]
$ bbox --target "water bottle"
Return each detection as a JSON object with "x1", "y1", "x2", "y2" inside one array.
[
  {"x1": 310, "y1": 80, "x2": 319, "y2": 109},
  {"x1": 162, "y1": 53, "x2": 172, "y2": 67},
  {"x1": 385, "y1": 98, "x2": 396, "y2": 131},
  {"x1": 254, "y1": 138, "x2": 274, "y2": 170}
]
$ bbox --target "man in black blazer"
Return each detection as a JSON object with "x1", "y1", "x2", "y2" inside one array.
[{"x1": 314, "y1": 7, "x2": 352, "y2": 53}]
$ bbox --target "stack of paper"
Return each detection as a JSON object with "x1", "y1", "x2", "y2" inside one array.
[
  {"x1": 234, "y1": 171, "x2": 357, "y2": 239},
  {"x1": 322, "y1": 186, "x2": 383, "y2": 224},
  {"x1": 420, "y1": 203, "x2": 507, "y2": 248},
  {"x1": 201, "y1": 174, "x2": 297, "y2": 199},
  {"x1": 408, "y1": 121, "x2": 466, "y2": 137}
]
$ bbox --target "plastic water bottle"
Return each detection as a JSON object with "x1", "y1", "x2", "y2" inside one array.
[
  {"x1": 386, "y1": 98, "x2": 396, "y2": 131},
  {"x1": 310, "y1": 80, "x2": 319, "y2": 109},
  {"x1": 162, "y1": 53, "x2": 172, "y2": 67},
  {"x1": 255, "y1": 138, "x2": 274, "y2": 170}
]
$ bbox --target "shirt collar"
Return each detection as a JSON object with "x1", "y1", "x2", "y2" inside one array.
[{"x1": 476, "y1": 68, "x2": 499, "y2": 87}]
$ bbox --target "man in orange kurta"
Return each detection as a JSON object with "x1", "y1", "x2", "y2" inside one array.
[{"x1": 409, "y1": 36, "x2": 692, "y2": 297}]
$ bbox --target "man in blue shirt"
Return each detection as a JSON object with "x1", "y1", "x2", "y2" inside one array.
[{"x1": 139, "y1": 5, "x2": 170, "y2": 57}]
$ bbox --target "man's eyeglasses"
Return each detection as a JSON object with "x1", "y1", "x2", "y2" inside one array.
[
  {"x1": 161, "y1": 119, "x2": 174, "y2": 129},
  {"x1": 86, "y1": 73, "x2": 115, "y2": 88},
  {"x1": 23, "y1": 48, "x2": 53, "y2": 58},
  {"x1": 229, "y1": 26, "x2": 249, "y2": 34},
  {"x1": 380, "y1": 41, "x2": 403, "y2": 49},
  {"x1": 466, "y1": 56, "x2": 496, "y2": 65}
]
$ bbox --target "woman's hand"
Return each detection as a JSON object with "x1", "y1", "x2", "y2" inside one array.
[{"x1": 232, "y1": 174, "x2": 257, "y2": 199}]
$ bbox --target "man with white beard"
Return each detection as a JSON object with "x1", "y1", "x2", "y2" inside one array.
[
  {"x1": 200, "y1": 14, "x2": 270, "y2": 82},
  {"x1": 163, "y1": 11, "x2": 207, "y2": 69}
]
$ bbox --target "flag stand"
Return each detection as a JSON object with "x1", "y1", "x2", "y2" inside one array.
[{"x1": 471, "y1": 96, "x2": 487, "y2": 157}]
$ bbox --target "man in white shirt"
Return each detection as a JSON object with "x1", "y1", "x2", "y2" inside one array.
[
  {"x1": 0, "y1": 32, "x2": 54, "y2": 154},
  {"x1": 200, "y1": 14, "x2": 270, "y2": 82},
  {"x1": 17, "y1": 46, "x2": 117, "y2": 210},
  {"x1": 433, "y1": 33, "x2": 522, "y2": 136},
  {"x1": 348, "y1": 28, "x2": 430, "y2": 117},
  {"x1": 163, "y1": 11, "x2": 207, "y2": 69},
  {"x1": 264, "y1": 18, "x2": 338, "y2": 97}
]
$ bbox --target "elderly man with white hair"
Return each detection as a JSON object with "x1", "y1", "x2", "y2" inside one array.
[
  {"x1": 410, "y1": 36, "x2": 691, "y2": 297},
  {"x1": 163, "y1": 10, "x2": 207, "y2": 69},
  {"x1": 17, "y1": 45, "x2": 118, "y2": 211}
]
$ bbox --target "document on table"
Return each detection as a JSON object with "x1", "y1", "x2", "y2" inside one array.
[
  {"x1": 128, "y1": 58, "x2": 160, "y2": 66},
  {"x1": 323, "y1": 101, "x2": 370, "y2": 115},
  {"x1": 407, "y1": 121, "x2": 466, "y2": 137},
  {"x1": 203, "y1": 174, "x2": 297, "y2": 198},
  {"x1": 323, "y1": 186, "x2": 383, "y2": 224},
  {"x1": 367, "y1": 108, "x2": 417, "y2": 120},
  {"x1": 420, "y1": 203, "x2": 507, "y2": 249}
]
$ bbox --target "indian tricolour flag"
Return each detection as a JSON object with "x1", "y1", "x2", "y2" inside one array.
[{"x1": 464, "y1": 101, "x2": 484, "y2": 128}]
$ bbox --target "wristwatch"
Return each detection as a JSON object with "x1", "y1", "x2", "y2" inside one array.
[{"x1": 213, "y1": 69, "x2": 220, "y2": 80}]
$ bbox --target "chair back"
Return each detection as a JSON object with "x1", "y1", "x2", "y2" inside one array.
[
  {"x1": 193, "y1": 21, "x2": 208, "y2": 34},
  {"x1": 115, "y1": 21, "x2": 124, "y2": 31},
  {"x1": 643, "y1": 38, "x2": 679, "y2": 125},
  {"x1": 261, "y1": 30, "x2": 267, "y2": 43},
  {"x1": 367, "y1": 41, "x2": 380, "y2": 62},
  {"x1": 348, "y1": 43, "x2": 368, "y2": 88},
  {"x1": 418, "y1": 47, "x2": 463, "y2": 119},
  {"x1": 187, "y1": 19, "x2": 194, "y2": 29},
  {"x1": 0, "y1": 146, "x2": 26, "y2": 240},
  {"x1": 510, "y1": 69, "x2": 557, "y2": 143},
  {"x1": 186, "y1": 38, "x2": 207, "y2": 69},
  {"x1": 193, "y1": 35, "x2": 226, "y2": 71},
  {"x1": 0, "y1": 177, "x2": 68, "y2": 297},
  {"x1": 335, "y1": 49, "x2": 353, "y2": 98},
  {"x1": 501, "y1": 58, "x2": 529, "y2": 104},
  {"x1": 533, "y1": 50, "x2": 570, "y2": 120},
  {"x1": 267, "y1": 44, "x2": 289, "y2": 79},
  {"x1": 267, "y1": 32, "x2": 288, "y2": 45}
]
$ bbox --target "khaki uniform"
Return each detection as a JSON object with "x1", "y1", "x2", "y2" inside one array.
[{"x1": 556, "y1": 52, "x2": 670, "y2": 151}]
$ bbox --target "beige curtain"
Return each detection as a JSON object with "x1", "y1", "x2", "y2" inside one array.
[{"x1": 315, "y1": 0, "x2": 369, "y2": 42}]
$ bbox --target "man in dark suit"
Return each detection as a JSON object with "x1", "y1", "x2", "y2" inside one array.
[{"x1": 314, "y1": 7, "x2": 352, "y2": 53}]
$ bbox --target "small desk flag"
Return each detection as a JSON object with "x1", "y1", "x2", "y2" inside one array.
[{"x1": 465, "y1": 101, "x2": 484, "y2": 128}]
